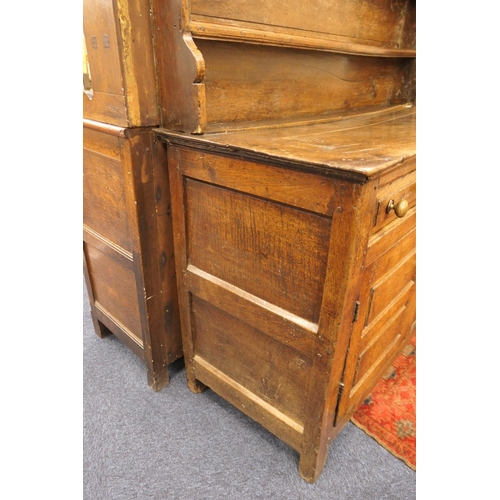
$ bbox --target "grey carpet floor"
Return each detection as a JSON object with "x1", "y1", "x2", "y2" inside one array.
[{"x1": 83, "y1": 282, "x2": 416, "y2": 499}]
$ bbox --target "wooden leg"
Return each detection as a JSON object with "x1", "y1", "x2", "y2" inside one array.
[
  {"x1": 94, "y1": 320, "x2": 112, "y2": 339},
  {"x1": 298, "y1": 439, "x2": 329, "y2": 483},
  {"x1": 186, "y1": 368, "x2": 206, "y2": 394},
  {"x1": 147, "y1": 368, "x2": 170, "y2": 392}
]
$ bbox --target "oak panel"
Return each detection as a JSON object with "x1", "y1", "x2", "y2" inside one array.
[
  {"x1": 178, "y1": 147, "x2": 337, "y2": 216},
  {"x1": 192, "y1": 296, "x2": 311, "y2": 425},
  {"x1": 83, "y1": 125, "x2": 121, "y2": 159},
  {"x1": 365, "y1": 228, "x2": 416, "y2": 299},
  {"x1": 365, "y1": 251, "x2": 415, "y2": 326},
  {"x1": 351, "y1": 323, "x2": 403, "y2": 394},
  {"x1": 366, "y1": 208, "x2": 416, "y2": 266},
  {"x1": 94, "y1": 302, "x2": 145, "y2": 359},
  {"x1": 360, "y1": 281, "x2": 414, "y2": 351},
  {"x1": 199, "y1": 39, "x2": 414, "y2": 126},
  {"x1": 186, "y1": 265, "x2": 317, "y2": 358},
  {"x1": 86, "y1": 242, "x2": 142, "y2": 339},
  {"x1": 83, "y1": 0, "x2": 124, "y2": 96},
  {"x1": 83, "y1": 149, "x2": 132, "y2": 252},
  {"x1": 185, "y1": 178, "x2": 331, "y2": 323},
  {"x1": 83, "y1": 0, "x2": 159, "y2": 126},
  {"x1": 194, "y1": 355, "x2": 304, "y2": 452},
  {"x1": 83, "y1": 92, "x2": 128, "y2": 128}
]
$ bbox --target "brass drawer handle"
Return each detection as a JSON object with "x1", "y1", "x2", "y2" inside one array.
[{"x1": 386, "y1": 198, "x2": 409, "y2": 218}]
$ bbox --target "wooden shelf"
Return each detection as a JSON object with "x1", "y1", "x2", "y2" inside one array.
[{"x1": 190, "y1": 18, "x2": 416, "y2": 58}]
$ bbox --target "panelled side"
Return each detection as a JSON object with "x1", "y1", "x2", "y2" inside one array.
[
  {"x1": 83, "y1": 124, "x2": 184, "y2": 389},
  {"x1": 168, "y1": 146, "x2": 337, "y2": 450},
  {"x1": 83, "y1": 124, "x2": 144, "y2": 357}
]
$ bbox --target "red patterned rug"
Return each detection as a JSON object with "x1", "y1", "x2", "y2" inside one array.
[{"x1": 351, "y1": 336, "x2": 416, "y2": 470}]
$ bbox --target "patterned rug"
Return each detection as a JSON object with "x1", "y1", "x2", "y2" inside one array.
[{"x1": 351, "y1": 336, "x2": 416, "y2": 470}]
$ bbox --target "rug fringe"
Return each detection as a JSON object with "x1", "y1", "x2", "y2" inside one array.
[{"x1": 350, "y1": 418, "x2": 416, "y2": 471}]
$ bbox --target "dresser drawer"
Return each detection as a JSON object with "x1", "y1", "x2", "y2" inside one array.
[{"x1": 372, "y1": 170, "x2": 416, "y2": 233}]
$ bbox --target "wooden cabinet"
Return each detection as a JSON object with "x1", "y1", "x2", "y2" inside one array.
[
  {"x1": 83, "y1": 0, "x2": 416, "y2": 478},
  {"x1": 83, "y1": 0, "x2": 185, "y2": 390},
  {"x1": 155, "y1": 104, "x2": 416, "y2": 481},
  {"x1": 83, "y1": 121, "x2": 183, "y2": 390}
]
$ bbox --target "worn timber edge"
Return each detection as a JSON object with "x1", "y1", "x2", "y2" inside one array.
[
  {"x1": 83, "y1": 118, "x2": 127, "y2": 137},
  {"x1": 203, "y1": 103, "x2": 412, "y2": 135},
  {"x1": 82, "y1": 119, "x2": 159, "y2": 140},
  {"x1": 155, "y1": 133, "x2": 413, "y2": 184},
  {"x1": 189, "y1": 18, "x2": 416, "y2": 58},
  {"x1": 155, "y1": 131, "x2": 366, "y2": 183},
  {"x1": 154, "y1": 106, "x2": 416, "y2": 184}
]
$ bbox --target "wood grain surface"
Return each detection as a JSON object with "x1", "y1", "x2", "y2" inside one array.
[{"x1": 83, "y1": 122, "x2": 183, "y2": 391}]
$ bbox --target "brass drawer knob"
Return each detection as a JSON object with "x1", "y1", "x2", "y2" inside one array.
[{"x1": 386, "y1": 198, "x2": 409, "y2": 218}]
